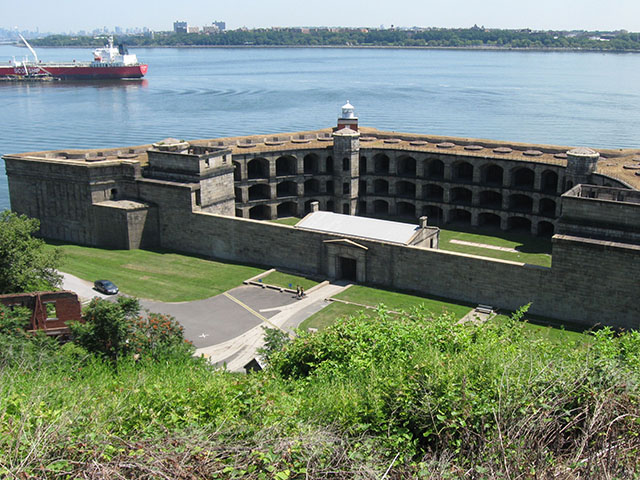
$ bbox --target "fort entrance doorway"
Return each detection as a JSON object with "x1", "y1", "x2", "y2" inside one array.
[{"x1": 338, "y1": 257, "x2": 357, "y2": 281}]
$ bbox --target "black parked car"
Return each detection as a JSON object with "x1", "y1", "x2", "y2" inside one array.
[{"x1": 94, "y1": 280, "x2": 119, "y2": 295}]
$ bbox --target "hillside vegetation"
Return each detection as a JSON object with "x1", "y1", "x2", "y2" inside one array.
[{"x1": 2, "y1": 302, "x2": 639, "y2": 478}]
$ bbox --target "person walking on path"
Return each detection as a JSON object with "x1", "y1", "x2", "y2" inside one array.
[{"x1": 296, "y1": 285, "x2": 301, "y2": 299}]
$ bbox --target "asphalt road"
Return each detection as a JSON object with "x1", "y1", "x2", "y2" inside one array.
[
  {"x1": 61, "y1": 272, "x2": 300, "y2": 348},
  {"x1": 141, "y1": 286, "x2": 299, "y2": 348}
]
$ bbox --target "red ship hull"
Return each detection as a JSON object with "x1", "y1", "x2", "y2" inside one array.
[{"x1": 0, "y1": 63, "x2": 148, "y2": 79}]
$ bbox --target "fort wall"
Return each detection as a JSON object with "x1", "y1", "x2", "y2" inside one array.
[{"x1": 152, "y1": 208, "x2": 640, "y2": 327}]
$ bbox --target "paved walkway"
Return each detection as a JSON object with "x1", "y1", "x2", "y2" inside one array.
[
  {"x1": 449, "y1": 239, "x2": 519, "y2": 253},
  {"x1": 195, "y1": 281, "x2": 350, "y2": 371}
]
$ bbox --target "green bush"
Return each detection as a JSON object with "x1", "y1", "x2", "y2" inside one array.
[{"x1": 70, "y1": 297, "x2": 194, "y2": 362}]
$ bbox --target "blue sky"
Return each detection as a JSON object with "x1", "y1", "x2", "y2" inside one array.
[{"x1": 4, "y1": 0, "x2": 640, "y2": 32}]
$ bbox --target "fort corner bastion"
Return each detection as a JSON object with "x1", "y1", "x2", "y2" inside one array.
[{"x1": 3, "y1": 104, "x2": 640, "y2": 329}]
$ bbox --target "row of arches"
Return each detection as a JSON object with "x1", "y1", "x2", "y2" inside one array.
[
  {"x1": 242, "y1": 180, "x2": 557, "y2": 217},
  {"x1": 370, "y1": 200, "x2": 555, "y2": 236},
  {"x1": 238, "y1": 154, "x2": 561, "y2": 195},
  {"x1": 237, "y1": 154, "x2": 330, "y2": 181},
  {"x1": 364, "y1": 154, "x2": 560, "y2": 192},
  {"x1": 365, "y1": 181, "x2": 557, "y2": 216},
  {"x1": 245, "y1": 198, "x2": 332, "y2": 220}
]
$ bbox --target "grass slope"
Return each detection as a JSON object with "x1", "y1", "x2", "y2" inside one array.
[
  {"x1": 49, "y1": 243, "x2": 264, "y2": 302},
  {"x1": 300, "y1": 285, "x2": 472, "y2": 331},
  {"x1": 438, "y1": 226, "x2": 552, "y2": 267}
]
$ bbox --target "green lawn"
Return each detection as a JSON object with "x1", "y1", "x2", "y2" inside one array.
[
  {"x1": 259, "y1": 270, "x2": 319, "y2": 291},
  {"x1": 299, "y1": 302, "x2": 366, "y2": 331},
  {"x1": 269, "y1": 217, "x2": 301, "y2": 226},
  {"x1": 48, "y1": 243, "x2": 265, "y2": 302},
  {"x1": 300, "y1": 285, "x2": 472, "y2": 331},
  {"x1": 491, "y1": 314, "x2": 591, "y2": 344},
  {"x1": 438, "y1": 226, "x2": 552, "y2": 267},
  {"x1": 335, "y1": 285, "x2": 472, "y2": 319}
]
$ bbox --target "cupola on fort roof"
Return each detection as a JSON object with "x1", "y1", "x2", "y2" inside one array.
[
  {"x1": 341, "y1": 101, "x2": 356, "y2": 118},
  {"x1": 338, "y1": 100, "x2": 358, "y2": 131}
]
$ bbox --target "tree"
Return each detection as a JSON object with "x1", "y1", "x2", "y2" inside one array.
[
  {"x1": 257, "y1": 326, "x2": 291, "y2": 364},
  {"x1": 0, "y1": 211, "x2": 61, "y2": 294}
]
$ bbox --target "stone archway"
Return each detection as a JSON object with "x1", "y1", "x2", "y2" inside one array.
[{"x1": 324, "y1": 239, "x2": 367, "y2": 283}]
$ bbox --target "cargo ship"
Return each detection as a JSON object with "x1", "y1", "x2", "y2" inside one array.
[{"x1": 0, "y1": 35, "x2": 147, "y2": 80}]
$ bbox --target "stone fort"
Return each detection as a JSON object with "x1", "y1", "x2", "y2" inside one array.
[{"x1": 4, "y1": 103, "x2": 640, "y2": 329}]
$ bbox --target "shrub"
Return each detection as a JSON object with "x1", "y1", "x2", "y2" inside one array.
[{"x1": 70, "y1": 297, "x2": 193, "y2": 362}]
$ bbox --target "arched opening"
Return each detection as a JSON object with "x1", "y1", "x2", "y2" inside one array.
[
  {"x1": 539, "y1": 198, "x2": 556, "y2": 217},
  {"x1": 481, "y1": 164, "x2": 503, "y2": 186},
  {"x1": 235, "y1": 209, "x2": 243, "y2": 218},
  {"x1": 451, "y1": 187, "x2": 472, "y2": 205},
  {"x1": 427, "y1": 159, "x2": 444, "y2": 179},
  {"x1": 449, "y1": 208, "x2": 472, "y2": 225},
  {"x1": 541, "y1": 170, "x2": 558, "y2": 194},
  {"x1": 342, "y1": 158, "x2": 350, "y2": 171},
  {"x1": 397, "y1": 155, "x2": 416, "y2": 176},
  {"x1": 508, "y1": 194, "x2": 533, "y2": 213},
  {"x1": 276, "y1": 155, "x2": 297, "y2": 176},
  {"x1": 326, "y1": 180, "x2": 334, "y2": 194},
  {"x1": 326, "y1": 200, "x2": 335, "y2": 212},
  {"x1": 338, "y1": 256, "x2": 358, "y2": 281},
  {"x1": 234, "y1": 187, "x2": 242, "y2": 202},
  {"x1": 424, "y1": 184, "x2": 444, "y2": 201},
  {"x1": 395, "y1": 181, "x2": 416, "y2": 198},
  {"x1": 374, "y1": 179, "x2": 389, "y2": 195},
  {"x1": 359, "y1": 180, "x2": 367, "y2": 195},
  {"x1": 479, "y1": 190, "x2": 502, "y2": 208},
  {"x1": 247, "y1": 157, "x2": 269, "y2": 179},
  {"x1": 396, "y1": 201, "x2": 416, "y2": 217},
  {"x1": 233, "y1": 161, "x2": 242, "y2": 181},
  {"x1": 359, "y1": 156, "x2": 367, "y2": 174},
  {"x1": 277, "y1": 201, "x2": 297, "y2": 218},
  {"x1": 248, "y1": 183, "x2": 270, "y2": 201},
  {"x1": 453, "y1": 161, "x2": 474, "y2": 182},
  {"x1": 507, "y1": 216, "x2": 532, "y2": 233},
  {"x1": 538, "y1": 221, "x2": 555, "y2": 237},
  {"x1": 479, "y1": 212, "x2": 501, "y2": 228},
  {"x1": 326, "y1": 156, "x2": 334, "y2": 173},
  {"x1": 374, "y1": 199, "x2": 389, "y2": 215},
  {"x1": 374, "y1": 153, "x2": 390, "y2": 174},
  {"x1": 304, "y1": 178, "x2": 320, "y2": 195},
  {"x1": 249, "y1": 205, "x2": 270, "y2": 220},
  {"x1": 304, "y1": 199, "x2": 320, "y2": 214},
  {"x1": 276, "y1": 181, "x2": 297, "y2": 198},
  {"x1": 303, "y1": 153, "x2": 319, "y2": 174},
  {"x1": 422, "y1": 205, "x2": 444, "y2": 224},
  {"x1": 512, "y1": 167, "x2": 535, "y2": 189}
]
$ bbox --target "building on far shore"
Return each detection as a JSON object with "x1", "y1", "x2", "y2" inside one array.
[
  {"x1": 173, "y1": 21, "x2": 188, "y2": 34},
  {"x1": 3, "y1": 103, "x2": 640, "y2": 329}
]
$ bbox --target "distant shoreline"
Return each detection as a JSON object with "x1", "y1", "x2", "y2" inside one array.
[{"x1": 12, "y1": 44, "x2": 640, "y2": 53}]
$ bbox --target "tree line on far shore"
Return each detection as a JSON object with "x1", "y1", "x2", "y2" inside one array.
[{"x1": 28, "y1": 27, "x2": 640, "y2": 51}]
